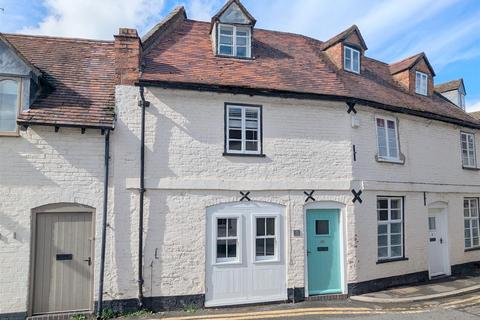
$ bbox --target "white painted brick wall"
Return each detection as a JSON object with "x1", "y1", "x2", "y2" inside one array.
[{"x1": 0, "y1": 127, "x2": 107, "y2": 314}]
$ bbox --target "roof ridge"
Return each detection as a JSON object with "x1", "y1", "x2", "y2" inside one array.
[{"x1": 2, "y1": 32, "x2": 114, "y2": 44}]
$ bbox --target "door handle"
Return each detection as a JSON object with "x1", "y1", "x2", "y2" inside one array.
[
  {"x1": 83, "y1": 257, "x2": 92, "y2": 266},
  {"x1": 440, "y1": 238, "x2": 443, "y2": 244}
]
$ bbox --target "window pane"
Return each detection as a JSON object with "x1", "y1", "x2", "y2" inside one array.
[
  {"x1": 236, "y1": 36, "x2": 247, "y2": 46},
  {"x1": 227, "y1": 239, "x2": 237, "y2": 257},
  {"x1": 217, "y1": 219, "x2": 227, "y2": 237},
  {"x1": 377, "y1": 199, "x2": 388, "y2": 209},
  {"x1": 391, "y1": 210, "x2": 401, "y2": 220},
  {"x1": 465, "y1": 238, "x2": 472, "y2": 248},
  {"x1": 245, "y1": 120, "x2": 258, "y2": 129},
  {"x1": 378, "y1": 235, "x2": 388, "y2": 246},
  {"x1": 316, "y1": 220, "x2": 329, "y2": 235},
  {"x1": 377, "y1": 125, "x2": 388, "y2": 157},
  {"x1": 378, "y1": 247, "x2": 388, "y2": 258},
  {"x1": 220, "y1": 26, "x2": 233, "y2": 35},
  {"x1": 245, "y1": 130, "x2": 257, "y2": 140},
  {"x1": 219, "y1": 45, "x2": 233, "y2": 55},
  {"x1": 256, "y1": 239, "x2": 265, "y2": 256},
  {"x1": 237, "y1": 46, "x2": 247, "y2": 57},
  {"x1": 391, "y1": 246, "x2": 402, "y2": 257},
  {"x1": 266, "y1": 218, "x2": 275, "y2": 236},
  {"x1": 352, "y1": 50, "x2": 359, "y2": 72},
  {"x1": 245, "y1": 109, "x2": 258, "y2": 119},
  {"x1": 229, "y1": 140, "x2": 242, "y2": 150},
  {"x1": 256, "y1": 218, "x2": 265, "y2": 236},
  {"x1": 245, "y1": 141, "x2": 258, "y2": 151},
  {"x1": 387, "y1": 121, "x2": 398, "y2": 158},
  {"x1": 229, "y1": 108, "x2": 242, "y2": 118},
  {"x1": 236, "y1": 29, "x2": 248, "y2": 37},
  {"x1": 391, "y1": 234, "x2": 401, "y2": 245},
  {"x1": 391, "y1": 223, "x2": 401, "y2": 234},
  {"x1": 220, "y1": 35, "x2": 233, "y2": 45},
  {"x1": 217, "y1": 240, "x2": 226, "y2": 258},
  {"x1": 473, "y1": 238, "x2": 479, "y2": 246},
  {"x1": 229, "y1": 129, "x2": 242, "y2": 139},
  {"x1": 0, "y1": 79, "x2": 19, "y2": 132},
  {"x1": 378, "y1": 210, "x2": 388, "y2": 221},
  {"x1": 391, "y1": 199, "x2": 400, "y2": 209},
  {"x1": 229, "y1": 118, "x2": 241, "y2": 128},
  {"x1": 266, "y1": 238, "x2": 275, "y2": 256},
  {"x1": 378, "y1": 224, "x2": 388, "y2": 234},
  {"x1": 228, "y1": 218, "x2": 237, "y2": 237},
  {"x1": 428, "y1": 217, "x2": 436, "y2": 230}
]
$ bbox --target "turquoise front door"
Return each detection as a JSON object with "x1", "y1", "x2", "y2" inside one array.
[{"x1": 306, "y1": 209, "x2": 342, "y2": 295}]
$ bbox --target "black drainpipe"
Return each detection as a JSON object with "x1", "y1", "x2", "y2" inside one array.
[
  {"x1": 97, "y1": 128, "x2": 110, "y2": 319},
  {"x1": 138, "y1": 86, "x2": 149, "y2": 308}
]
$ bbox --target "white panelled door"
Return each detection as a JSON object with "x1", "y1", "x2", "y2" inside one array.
[
  {"x1": 427, "y1": 208, "x2": 450, "y2": 278},
  {"x1": 206, "y1": 202, "x2": 286, "y2": 307}
]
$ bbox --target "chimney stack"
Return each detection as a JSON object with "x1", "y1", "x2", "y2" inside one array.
[{"x1": 114, "y1": 28, "x2": 142, "y2": 85}]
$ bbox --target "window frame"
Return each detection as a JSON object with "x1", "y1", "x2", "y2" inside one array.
[
  {"x1": 461, "y1": 132, "x2": 477, "y2": 169},
  {"x1": 375, "y1": 115, "x2": 401, "y2": 162},
  {"x1": 217, "y1": 23, "x2": 252, "y2": 59},
  {"x1": 344, "y1": 46, "x2": 360, "y2": 74},
  {"x1": 214, "y1": 216, "x2": 242, "y2": 265},
  {"x1": 0, "y1": 76, "x2": 22, "y2": 136},
  {"x1": 377, "y1": 196, "x2": 405, "y2": 261},
  {"x1": 415, "y1": 71, "x2": 428, "y2": 96},
  {"x1": 464, "y1": 198, "x2": 480, "y2": 250},
  {"x1": 224, "y1": 103, "x2": 263, "y2": 156},
  {"x1": 252, "y1": 213, "x2": 280, "y2": 263}
]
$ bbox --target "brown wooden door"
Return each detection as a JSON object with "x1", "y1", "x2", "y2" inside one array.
[{"x1": 33, "y1": 212, "x2": 93, "y2": 314}]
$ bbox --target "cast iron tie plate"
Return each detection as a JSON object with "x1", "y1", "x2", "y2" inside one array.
[
  {"x1": 352, "y1": 189, "x2": 363, "y2": 203},
  {"x1": 347, "y1": 102, "x2": 357, "y2": 114},
  {"x1": 240, "y1": 191, "x2": 251, "y2": 202},
  {"x1": 304, "y1": 190, "x2": 316, "y2": 203}
]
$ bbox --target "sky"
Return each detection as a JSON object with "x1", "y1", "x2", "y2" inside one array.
[{"x1": 1, "y1": 0, "x2": 480, "y2": 111}]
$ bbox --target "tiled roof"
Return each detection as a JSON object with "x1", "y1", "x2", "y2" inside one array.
[
  {"x1": 389, "y1": 52, "x2": 435, "y2": 76},
  {"x1": 469, "y1": 111, "x2": 480, "y2": 120},
  {"x1": 3, "y1": 33, "x2": 116, "y2": 129},
  {"x1": 435, "y1": 79, "x2": 464, "y2": 93},
  {"x1": 140, "y1": 19, "x2": 479, "y2": 128}
]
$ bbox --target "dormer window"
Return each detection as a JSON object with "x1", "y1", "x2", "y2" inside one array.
[
  {"x1": 344, "y1": 46, "x2": 360, "y2": 74},
  {"x1": 218, "y1": 24, "x2": 251, "y2": 58},
  {"x1": 415, "y1": 71, "x2": 428, "y2": 96}
]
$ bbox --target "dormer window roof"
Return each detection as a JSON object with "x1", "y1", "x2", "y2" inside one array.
[{"x1": 211, "y1": 0, "x2": 255, "y2": 59}]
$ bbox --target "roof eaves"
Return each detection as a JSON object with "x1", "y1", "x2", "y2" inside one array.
[{"x1": 137, "y1": 79, "x2": 480, "y2": 129}]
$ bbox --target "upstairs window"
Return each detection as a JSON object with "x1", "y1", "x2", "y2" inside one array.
[
  {"x1": 344, "y1": 46, "x2": 360, "y2": 73},
  {"x1": 225, "y1": 104, "x2": 261, "y2": 155},
  {"x1": 415, "y1": 71, "x2": 428, "y2": 95},
  {"x1": 218, "y1": 24, "x2": 251, "y2": 58},
  {"x1": 461, "y1": 132, "x2": 476, "y2": 168},
  {"x1": 0, "y1": 78, "x2": 20, "y2": 134},
  {"x1": 376, "y1": 116, "x2": 400, "y2": 162}
]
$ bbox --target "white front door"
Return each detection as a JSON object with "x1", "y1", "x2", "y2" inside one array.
[
  {"x1": 427, "y1": 208, "x2": 450, "y2": 278},
  {"x1": 205, "y1": 202, "x2": 287, "y2": 307}
]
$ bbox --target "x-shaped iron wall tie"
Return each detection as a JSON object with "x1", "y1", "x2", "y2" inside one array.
[
  {"x1": 240, "y1": 191, "x2": 251, "y2": 202},
  {"x1": 304, "y1": 190, "x2": 316, "y2": 203},
  {"x1": 351, "y1": 189, "x2": 363, "y2": 203}
]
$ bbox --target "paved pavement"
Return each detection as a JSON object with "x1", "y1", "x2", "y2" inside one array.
[
  {"x1": 118, "y1": 277, "x2": 480, "y2": 320},
  {"x1": 351, "y1": 275, "x2": 480, "y2": 303},
  {"x1": 136, "y1": 292, "x2": 480, "y2": 320}
]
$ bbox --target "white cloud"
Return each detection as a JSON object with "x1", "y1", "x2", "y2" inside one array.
[
  {"x1": 19, "y1": 0, "x2": 165, "y2": 40},
  {"x1": 467, "y1": 100, "x2": 480, "y2": 113},
  {"x1": 187, "y1": 0, "x2": 220, "y2": 21}
]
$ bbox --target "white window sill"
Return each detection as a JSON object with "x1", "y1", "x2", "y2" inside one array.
[
  {"x1": 223, "y1": 152, "x2": 266, "y2": 158},
  {"x1": 214, "y1": 260, "x2": 242, "y2": 266},
  {"x1": 376, "y1": 157, "x2": 405, "y2": 165},
  {"x1": 0, "y1": 131, "x2": 20, "y2": 137},
  {"x1": 254, "y1": 257, "x2": 279, "y2": 264}
]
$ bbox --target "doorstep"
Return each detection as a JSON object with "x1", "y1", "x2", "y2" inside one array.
[{"x1": 350, "y1": 275, "x2": 480, "y2": 303}]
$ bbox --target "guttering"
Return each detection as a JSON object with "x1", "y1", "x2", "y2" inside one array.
[
  {"x1": 96, "y1": 129, "x2": 111, "y2": 318},
  {"x1": 137, "y1": 80, "x2": 480, "y2": 130},
  {"x1": 137, "y1": 85, "x2": 149, "y2": 309}
]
